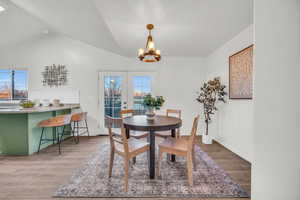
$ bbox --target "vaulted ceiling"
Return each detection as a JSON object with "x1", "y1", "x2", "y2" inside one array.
[{"x1": 2, "y1": 0, "x2": 253, "y2": 57}]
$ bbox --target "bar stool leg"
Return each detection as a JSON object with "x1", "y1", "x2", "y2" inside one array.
[
  {"x1": 37, "y1": 128, "x2": 45, "y2": 154},
  {"x1": 76, "y1": 121, "x2": 80, "y2": 144},
  {"x1": 58, "y1": 126, "x2": 66, "y2": 155},
  {"x1": 71, "y1": 121, "x2": 76, "y2": 144},
  {"x1": 52, "y1": 128, "x2": 56, "y2": 145},
  {"x1": 84, "y1": 119, "x2": 90, "y2": 137}
]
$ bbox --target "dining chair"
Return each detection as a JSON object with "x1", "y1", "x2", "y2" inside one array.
[
  {"x1": 37, "y1": 114, "x2": 72, "y2": 154},
  {"x1": 157, "y1": 115, "x2": 199, "y2": 186},
  {"x1": 156, "y1": 109, "x2": 182, "y2": 138},
  {"x1": 71, "y1": 112, "x2": 90, "y2": 144},
  {"x1": 120, "y1": 109, "x2": 148, "y2": 139},
  {"x1": 106, "y1": 115, "x2": 150, "y2": 192}
]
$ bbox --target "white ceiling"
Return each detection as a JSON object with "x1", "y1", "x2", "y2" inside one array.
[
  {"x1": 4, "y1": 0, "x2": 253, "y2": 57},
  {"x1": 0, "y1": 0, "x2": 48, "y2": 47}
]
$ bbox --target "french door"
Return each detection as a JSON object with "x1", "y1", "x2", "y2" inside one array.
[{"x1": 99, "y1": 71, "x2": 156, "y2": 133}]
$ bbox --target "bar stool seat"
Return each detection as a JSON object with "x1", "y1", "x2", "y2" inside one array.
[
  {"x1": 71, "y1": 112, "x2": 90, "y2": 143},
  {"x1": 37, "y1": 114, "x2": 72, "y2": 154}
]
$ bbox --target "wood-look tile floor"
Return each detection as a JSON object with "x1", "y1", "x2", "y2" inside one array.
[{"x1": 0, "y1": 136, "x2": 251, "y2": 200}]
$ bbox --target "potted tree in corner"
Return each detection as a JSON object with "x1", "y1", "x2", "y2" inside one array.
[
  {"x1": 143, "y1": 94, "x2": 165, "y2": 121},
  {"x1": 196, "y1": 77, "x2": 227, "y2": 144}
]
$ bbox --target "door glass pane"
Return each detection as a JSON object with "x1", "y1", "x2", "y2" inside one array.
[
  {"x1": 0, "y1": 69, "x2": 12, "y2": 100},
  {"x1": 104, "y1": 76, "x2": 122, "y2": 127},
  {"x1": 133, "y1": 76, "x2": 151, "y2": 114}
]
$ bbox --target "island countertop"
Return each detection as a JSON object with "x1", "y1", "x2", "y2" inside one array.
[{"x1": 0, "y1": 104, "x2": 80, "y2": 114}]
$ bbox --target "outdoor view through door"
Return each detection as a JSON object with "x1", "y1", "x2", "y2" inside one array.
[{"x1": 101, "y1": 72, "x2": 154, "y2": 129}]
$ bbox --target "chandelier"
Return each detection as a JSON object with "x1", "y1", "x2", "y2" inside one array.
[{"x1": 138, "y1": 24, "x2": 161, "y2": 62}]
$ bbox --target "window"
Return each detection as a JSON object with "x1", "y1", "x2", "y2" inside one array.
[
  {"x1": 133, "y1": 76, "x2": 152, "y2": 114},
  {"x1": 0, "y1": 69, "x2": 28, "y2": 100}
]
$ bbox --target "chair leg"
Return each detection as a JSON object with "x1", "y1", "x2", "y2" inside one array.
[
  {"x1": 108, "y1": 148, "x2": 115, "y2": 178},
  {"x1": 187, "y1": 153, "x2": 193, "y2": 186},
  {"x1": 84, "y1": 119, "x2": 90, "y2": 137},
  {"x1": 124, "y1": 158, "x2": 129, "y2": 192},
  {"x1": 157, "y1": 149, "x2": 163, "y2": 177},
  {"x1": 192, "y1": 146, "x2": 197, "y2": 171},
  {"x1": 37, "y1": 128, "x2": 45, "y2": 154}
]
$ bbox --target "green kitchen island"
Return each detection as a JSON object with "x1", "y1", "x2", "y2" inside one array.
[{"x1": 0, "y1": 104, "x2": 80, "y2": 155}]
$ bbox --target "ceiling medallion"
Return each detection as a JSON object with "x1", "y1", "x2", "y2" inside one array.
[{"x1": 138, "y1": 24, "x2": 161, "y2": 62}]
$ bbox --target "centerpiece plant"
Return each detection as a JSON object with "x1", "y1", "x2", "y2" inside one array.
[
  {"x1": 196, "y1": 77, "x2": 227, "y2": 144},
  {"x1": 143, "y1": 94, "x2": 165, "y2": 121}
]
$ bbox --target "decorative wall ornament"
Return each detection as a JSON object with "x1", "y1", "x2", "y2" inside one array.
[
  {"x1": 229, "y1": 45, "x2": 253, "y2": 99},
  {"x1": 42, "y1": 64, "x2": 68, "y2": 87}
]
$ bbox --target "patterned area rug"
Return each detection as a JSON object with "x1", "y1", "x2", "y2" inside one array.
[{"x1": 54, "y1": 144, "x2": 249, "y2": 198}]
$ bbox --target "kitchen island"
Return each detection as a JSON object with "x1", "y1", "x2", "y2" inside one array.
[{"x1": 0, "y1": 104, "x2": 80, "y2": 155}]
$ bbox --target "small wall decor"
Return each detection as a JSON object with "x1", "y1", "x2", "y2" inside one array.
[
  {"x1": 42, "y1": 64, "x2": 68, "y2": 87},
  {"x1": 229, "y1": 45, "x2": 253, "y2": 99}
]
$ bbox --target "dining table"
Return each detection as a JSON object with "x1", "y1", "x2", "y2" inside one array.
[{"x1": 123, "y1": 115, "x2": 182, "y2": 179}]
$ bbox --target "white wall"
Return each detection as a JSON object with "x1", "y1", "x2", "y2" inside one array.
[
  {"x1": 204, "y1": 25, "x2": 253, "y2": 162},
  {"x1": 135, "y1": 57, "x2": 206, "y2": 134},
  {"x1": 0, "y1": 34, "x2": 205, "y2": 135},
  {"x1": 253, "y1": 1, "x2": 300, "y2": 200}
]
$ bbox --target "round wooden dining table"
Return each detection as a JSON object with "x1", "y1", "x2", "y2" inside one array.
[{"x1": 123, "y1": 115, "x2": 182, "y2": 179}]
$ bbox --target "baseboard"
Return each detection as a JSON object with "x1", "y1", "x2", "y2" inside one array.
[{"x1": 213, "y1": 138, "x2": 252, "y2": 164}]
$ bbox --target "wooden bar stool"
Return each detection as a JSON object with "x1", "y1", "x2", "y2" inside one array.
[
  {"x1": 71, "y1": 112, "x2": 90, "y2": 144},
  {"x1": 37, "y1": 114, "x2": 72, "y2": 154}
]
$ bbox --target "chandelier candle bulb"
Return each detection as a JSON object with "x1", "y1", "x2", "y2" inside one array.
[
  {"x1": 138, "y1": 48, "x2": 144, "y2": 56},
  {"x1": 148, "y1": 41, "x2": 155, "y2": 50}
]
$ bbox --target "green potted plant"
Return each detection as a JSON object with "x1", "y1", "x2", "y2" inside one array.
[
  {"x1": 20, "y1": 100, "x2": 36, "y2": 109},
  {"x1": 196, "y1": 77, "x2": 227, "y2": 144},
  {"x1": 143, "y1": 94, "x2": 165, "y2": 121}
]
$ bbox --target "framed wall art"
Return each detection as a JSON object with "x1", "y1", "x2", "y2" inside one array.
[{"x1": 229, "y1": 45, "x2": 253, "y2": 99}]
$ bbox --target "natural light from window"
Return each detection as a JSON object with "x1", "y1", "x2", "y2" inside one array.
[{"x1": 0, "y1": 69, "x2": 28, "y2": 100}]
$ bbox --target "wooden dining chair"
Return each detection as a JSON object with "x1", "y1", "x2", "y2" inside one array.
[
  {"x1": 106, "y1": 116, "x2": 150, "y2": 192},
  {"x1": 120, "y1": 109, "x2": 148, "y2": 139},
  {"x1": 156, "y1": 109, "x2": 182, "y2": 138},
  {"x1": 157, "y1": 115, "x2": 199, "y2": 186}
]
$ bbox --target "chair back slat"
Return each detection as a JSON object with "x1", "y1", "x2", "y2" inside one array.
[
  {"x1": 38, "y1": 114, "x2": 71, "y2": 128},
  {"x1": 188, "y1": 115, "x2": 200, "y2": 149},
  {"x1": 166, "y1": 109, "x2": 181, "y2": 119},
  {"x1": 71, "y1": 112, "x2": 87, "y2": 122},
  {"x1": 120, "y1": 109, "x2": 134, "y2": 118}
]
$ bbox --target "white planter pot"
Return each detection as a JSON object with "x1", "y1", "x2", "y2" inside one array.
[
  {"x1": 145, "y1": 107, "x2": 155, "y2": 121},
  {"x1": 202, "y1": 134, "x2": 213, "y2": 144}
]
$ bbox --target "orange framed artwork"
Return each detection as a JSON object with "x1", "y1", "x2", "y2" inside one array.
[{"x1": 229, "y1": 45, "x2": 253, "y2": 99}]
